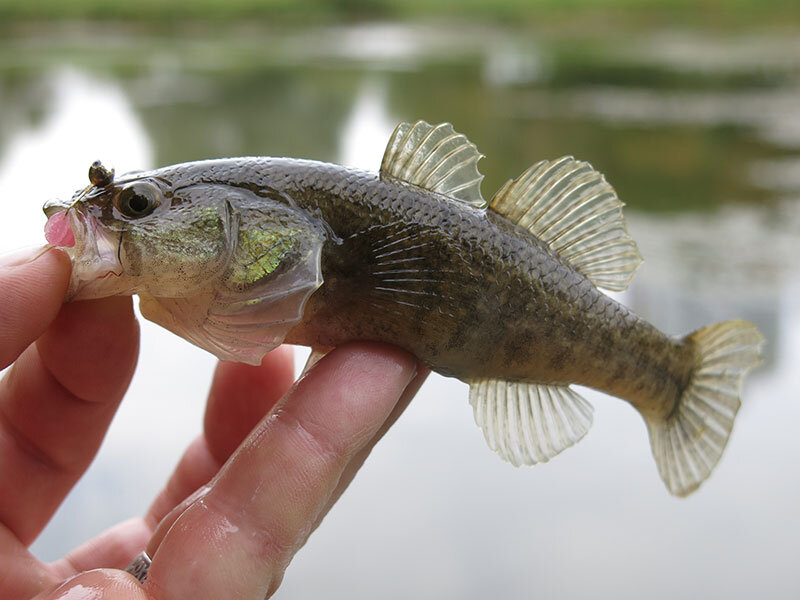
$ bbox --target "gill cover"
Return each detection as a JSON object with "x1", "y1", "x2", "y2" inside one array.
[{"x1": 138, "y1": 189, "x2": 325, "y2": 365}]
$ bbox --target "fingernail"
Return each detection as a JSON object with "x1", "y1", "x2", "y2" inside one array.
[{"x1": 0, "y1": 245, "x2": 54, "y2": 268}]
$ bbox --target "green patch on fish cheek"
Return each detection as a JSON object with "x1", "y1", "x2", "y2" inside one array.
[
  {"x1": 226, "y1": 228, "x2": 299, "y2": 288},
  {"x1": 123, "y1": 205, "x2": 230, "y2": 291}
]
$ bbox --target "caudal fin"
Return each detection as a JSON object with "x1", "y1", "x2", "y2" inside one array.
[{"x1": 646, "y1": 320, "x2": 764, "y2": 497}]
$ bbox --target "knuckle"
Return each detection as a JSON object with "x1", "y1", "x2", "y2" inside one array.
[{"x1": 272, "y1": 407, "x2": 347, "y2": 463}]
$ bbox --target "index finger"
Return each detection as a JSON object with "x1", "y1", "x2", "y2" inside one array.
[
  {"x1": 0, "y1": 248, "x2": 71, "y2": 369},
  {"x1": 145, "y1": 343, "x2": 418, "y2": 600}
]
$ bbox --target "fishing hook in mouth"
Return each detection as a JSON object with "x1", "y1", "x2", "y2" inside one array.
[{"x1": 68, "y1": 184, "x2": 93, "y2": 211}]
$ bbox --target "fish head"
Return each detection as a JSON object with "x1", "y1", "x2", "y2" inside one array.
[
  {"x1": 45, "y1": 158, "x2": 326, "y2": 363},
  {"x1": 44, "y1": 161, "x2": 236, "y2": 301}
]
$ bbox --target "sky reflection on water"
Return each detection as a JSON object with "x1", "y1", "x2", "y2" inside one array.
[{"x1": 0, "y1": 24, "x2": 798, "y2": 599}]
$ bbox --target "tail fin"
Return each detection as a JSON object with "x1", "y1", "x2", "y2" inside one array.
[{"x1": 646, "y1": 320, "x2": 764, "y2": 497}]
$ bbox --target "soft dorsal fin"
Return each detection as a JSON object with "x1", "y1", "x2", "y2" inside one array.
[
  {"x1": 490, "y1": 157, "x2": 643, "y2": 291},
  {"x1": 380, "y1": 120, "x2": 486, "y2": 208}
]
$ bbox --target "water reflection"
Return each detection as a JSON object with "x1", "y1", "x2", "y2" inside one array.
[
  {"x1": 0, "y1": 23, "x2": 797, "y2": 600},
  {"x1": 0, "y1": 67, "x2": 152, "y2": 249},
  {"x1": 338, "y1": 78, "x2": 395, "y2": 170}
]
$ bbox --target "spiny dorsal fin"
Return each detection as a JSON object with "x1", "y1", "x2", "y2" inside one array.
[
  {"x1": 380, "y1": 120, "x2": 486, "y2": 208},
  {"x1": 469, "y1": 379, "x2": 594, "y2": 466},
  {"x1": 490, "y1": 157, "x2": 643, "y2": 291}
]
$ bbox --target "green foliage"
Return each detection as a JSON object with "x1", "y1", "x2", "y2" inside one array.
[
  {"x1": 0, "y1": 13, "x2": 793, "y2": 214},
  {"x1": 1, "y1": 0, "x2": 799, "y2": 24}
]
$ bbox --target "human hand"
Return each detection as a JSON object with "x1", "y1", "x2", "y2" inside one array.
[{"x1": 0, "y1": 247, "x2": 426, "y2": 599}]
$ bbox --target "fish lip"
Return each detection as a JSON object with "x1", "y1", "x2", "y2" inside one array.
[
  {"x1": 43, "y1": 198, "x2": 69, "y2": 219},
  {"x1": 45, "y1": 207, "x2": 125, "y2": 300}
]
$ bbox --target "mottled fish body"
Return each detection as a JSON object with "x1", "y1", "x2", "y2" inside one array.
[{"x1": 44, "y1": 121, "x2": 763, "y2": 496}]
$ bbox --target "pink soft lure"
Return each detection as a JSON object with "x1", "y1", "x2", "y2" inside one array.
[{"x1": 44, "y1": 211, "x2": 75, "y2": 247}]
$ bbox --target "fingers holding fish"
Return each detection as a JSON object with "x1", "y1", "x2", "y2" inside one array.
[
  {"x1": 0, "y1": 293, "x2": 138, "y2": 546},
  {"x1": 11, "y1": 346, "x2": 293, "y2": 598},
  {"x1": 142, "y1": 437, "x2": 221, "y2": 554},
  {"x1": 52, "y1": 517, "x2": 154, "y2": 579},
  {"x1": 0, "y1": 247, "x2": 70, "y2": 370},
  {"x1": 35, "y1": 297, "x2": 139, "y2": 404},
  {"x1": 311, "y1": 362, "x2": 428, "y2": 534},
  {"x1": 36, "y1": 568, "x2": 150, "y2": 600},
  {"x1": 144, "y1": 347, "x2": 296, "y2": 549},
  {"x1": 141, "y1": 343, "x2": 417, "y2": 600},
  {"x1": 203, "y1": 346, "x2": 296, "y2": 464}
]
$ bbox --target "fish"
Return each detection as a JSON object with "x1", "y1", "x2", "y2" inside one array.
[{"x1": 42, "y1": 120, "x2": 764, "y2": 496}]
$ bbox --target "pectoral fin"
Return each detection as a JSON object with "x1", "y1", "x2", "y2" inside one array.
[
  {"x1": 138, "y1": 217, "x2": 324, "y2": 365},
  {"x1": 469, "y1": 379, "x2": 594, "y2": 466},
  {"x1": 138, "y1": 292, "x2": 245, "y2": 359}
]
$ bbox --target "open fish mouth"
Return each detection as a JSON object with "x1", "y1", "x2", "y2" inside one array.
[{"x1": 43, "y1": 206, "x2": 128, "y2": 300}]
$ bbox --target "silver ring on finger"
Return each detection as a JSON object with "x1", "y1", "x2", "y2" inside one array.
[{"x1": 125, "y1": 550, "x2": 152, "y2": 583}]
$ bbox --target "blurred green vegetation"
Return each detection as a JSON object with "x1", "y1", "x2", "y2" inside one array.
[
  {"x1": 2, "y1": 52, "x2": 787, "y2": 212},
  {"x1": 1, "y1": 0, "x2": 799, "y2": 26},
  {"x1": 1, "y1": 4, "x2": 796, "y2": 213}
]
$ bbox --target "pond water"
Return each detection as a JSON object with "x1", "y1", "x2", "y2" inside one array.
[{"x1": 0, "y1": 22, "x2": 798, "y2": 599}]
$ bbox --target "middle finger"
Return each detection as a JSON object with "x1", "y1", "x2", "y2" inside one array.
[
  {"x1": 144, "y1": 346, "x2": 295, "y2": 532},
  {"x1": 144, "y1": 343, "x2": 417, "y2": 600}
]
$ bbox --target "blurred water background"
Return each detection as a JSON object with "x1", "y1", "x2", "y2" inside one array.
[{"x1": 0, "y1": 2, "x2": 798, "y2": 598}]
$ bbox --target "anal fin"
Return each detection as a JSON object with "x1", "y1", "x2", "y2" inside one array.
[{"x1": 469, "y1": 379, "x2": 594, "y2": 466}]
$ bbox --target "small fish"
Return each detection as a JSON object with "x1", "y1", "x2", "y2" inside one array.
[{"x1": 43, "y1": 121, "x2": 763, "y2": 496}]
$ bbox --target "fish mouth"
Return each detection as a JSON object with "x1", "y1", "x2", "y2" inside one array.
[{"x1": 44, "y1": 207, "x2": 128, "y2": 300}]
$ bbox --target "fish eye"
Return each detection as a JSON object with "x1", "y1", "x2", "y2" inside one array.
[{"x1": 115, "y1": 182, "x2": 161, "y2": 219}]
